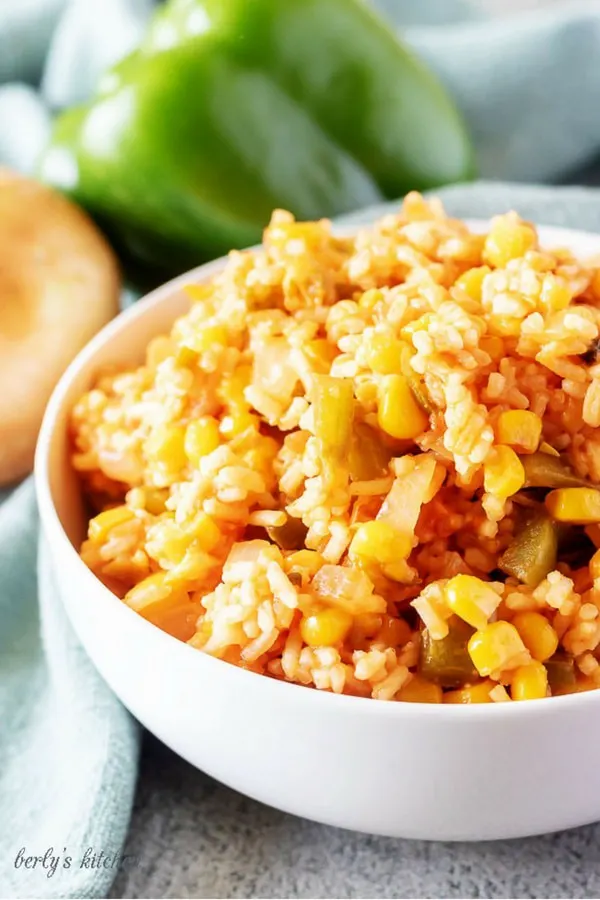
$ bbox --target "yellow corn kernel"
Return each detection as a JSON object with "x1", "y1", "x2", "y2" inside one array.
[
  {"x1": 184, "y1": 324, "x2": 229, "y2": 354},
  {"x1": 154, "y1": 517, "x2": 220, "y2": 569},
  {"x1": 125, "y1": 571, "x2": 170, "y2": 610},
  {"x1": 190, "y1": 512, "x2": 222, "y2": 553},
  {"x1": 540, "y1": 276, "x2": 571, "y2": 312},
  {"x1": 184, "y1": 283, "x2": 210, "y2": 303},
  {"x1": 358, "y1": 289, "x2": 383, "y2": 310},
  {"x1": 155, "y1": 529, "x2": 189, "y2": 566},
  {"x1": 483, "y1": 215, "x2": 537, "y2": 268},
  {"x1": 195, "y1": 618, "x2": 213, "y2": 641},
  {"x1": 511, "y1": 660, "x2": 548, "y2": 701},
  {"x1": 142, "y1": 488, "x2": 169, "y2": 516},
  {"x1": 483, "y1": 445, "x2": 525, "y2": 498},
  {"x1": 401, "y1": 313, "x2": 434, "y2": 338},
  {"x1": 184, "y1": 417, "x2": 220, "y2": 464},
  {"x1": 468, "y1": 621, "x2": 530, "y2": 677},
  {"x1": 364, "y1": 333, "x2": 408, "y2": 375},
  {"x1": 377, "y1": 374, "x2": 429, "y2": 440},
  {"x1": 89, "y1": 505, "x2": 135, "y2": 542},
  {"x1": 456, "y1": 265, "x2": 491, "y2": 302},
  {"x1": 175, "y1": 346, "x2": 197, "y2": 367},
  {"x1": 397, "y1": 676, "x2": 442, "y2": 704},
  {"x1": 349, "y1": 520, "x2": 412, "y2": 565},
  {"x1": 591, "y1": 549, "x2": 600, "y2": 581},
  {"x1": 488, "y1": 315, "x2": 524, "y2": 338},
  {"x1": 496, "y1": 410, "x2": 542, "y2": 454},
  {"x1": 145, "y1": 424, "x2": 187, "y2": 470},
  {"x1": 242, "y1": 435, "x2": 279, "y2": 465},
  {"x1": 219, "y1": 410, "x2": 259, "y2": 438},
  {"x1": 242, "y1": 437, "x2": 280, "y2": 478},
  {"x1": 287, "y1": 550, "x2": 324, "y2": 579},
  {"x1": 218, "y1": 365, "x2": 253, "y2": 407},
  {"x1": 546, "y1": 487, "x2": 600, "y2": 524},
  {"x1": 146, "y1": 335, "x2": 175, "y2": 368},
  {"x1": 303, "y1": 339, "x2": 337, "y2": 373},
  {"x1": 445, "y1": 574, "x2": 502, "y2": 631},
  {"x1": 539, "y1": 441, "x2": 560, "y2": 458},
  {"x1": 125, "y1": 572, "x2": 197, "y2": 641},
  {"x1": 511, "y1": 611, "x2": 558, "y2": 662},
  {"x1": 382, "y1": 561, "x2": 414, "y2": 583},
  {"x1": 300, "y1": 608, "x2": 353, "y2": 647},
  {"x1": 479, "y1": 335, "x2": 504, "y2": 361},
  {"x1": 444, "y1": 680, "x2": 495, "y2": 704}
]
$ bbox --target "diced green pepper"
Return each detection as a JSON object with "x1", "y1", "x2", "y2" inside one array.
[
  {"x1": 404, "y1": 372, "x2": 434, "y2": 415},
  {"x1": 398, "y1": 344, "x2": 435, "y2": 415},
  {"x1": 545, "y1": 656, "x2": 576, "y2": 691},
  {"x1": 521, "y1": 452, "x2": 591, "y2": 489},
  {"x1": 348, "y1": 423, "x2": 392, "y2": 482},
  {"x1": 419, "y1": 616, "x2": 479, "y2": 688},
  {"x1": 267, "y1": 516, "x2": 308, "y2": 551},
  {"x1": 499, "y1": 510, "x2": 558, "y2": 587},
  {"x1": 312, "y1": 375, "x2": 354, "y2": 461}
]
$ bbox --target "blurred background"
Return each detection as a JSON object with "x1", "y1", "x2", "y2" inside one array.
[
  {"x1": 483, "y1": 0, "x2": 566, "y2": 12},
  {"x1": 484, "y1": 0, "x2": 566, "y2": 12},
  {"x1": 3, "y1": 0, "x2": 600, "y2": 185},
  {"x1": 4, "y1": 0, "x2": 600, "y2": 198}
]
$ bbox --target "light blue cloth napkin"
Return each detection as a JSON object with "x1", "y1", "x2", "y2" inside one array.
[
  {"x1": 0, "y1": 0, "x2": 65, "y2": 84},
  {"x1": 0, "y1": 482, "x2": 139, "y2": 900},
  {"x1": 405, "y1": 0, "x2": 600, "y2": 182}
]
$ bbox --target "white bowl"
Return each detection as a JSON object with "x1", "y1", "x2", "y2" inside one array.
[{"x1": 35, "y1": 222, "x2": 600, "y2": 841}]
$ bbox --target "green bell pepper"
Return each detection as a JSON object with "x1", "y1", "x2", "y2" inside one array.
[{"x1": 39, "y1": 0, "x2": 474, "y2": 277}]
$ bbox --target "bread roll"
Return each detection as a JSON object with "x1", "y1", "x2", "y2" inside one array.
[{"x1": 0, "y1": 169, "x2": 120, "y2": 485}]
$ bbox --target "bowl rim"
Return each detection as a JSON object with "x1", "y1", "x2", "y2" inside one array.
[{"x1": 34, "y1": 217, "x2": 600, "y2": 720}]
